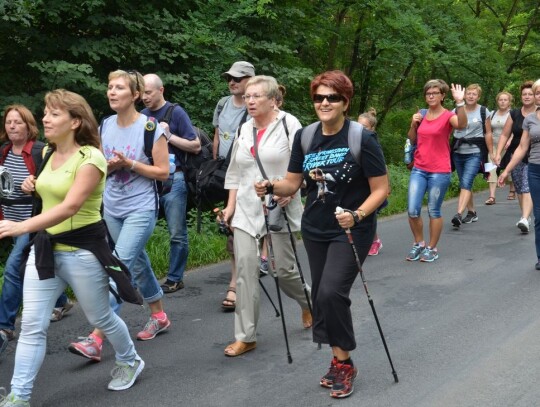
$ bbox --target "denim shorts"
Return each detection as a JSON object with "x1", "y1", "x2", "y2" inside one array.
[
  {"x1": 452, "y1": 152, "x2": 481, "y2": 191},
  {"x1": 408, "y1": 168, "x2": 451, "y2": 219}
]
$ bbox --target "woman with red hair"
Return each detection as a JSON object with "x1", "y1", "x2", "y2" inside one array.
[{"x1": 256, "y1": 70, "x2": 388, "y2": 399}]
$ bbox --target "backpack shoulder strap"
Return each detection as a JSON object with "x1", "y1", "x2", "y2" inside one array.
[
  {"x1": 216, "y1": 96, "x2": 231, "y2": 118},
  {"x1": 480, "y1": 106, "x2": 487, "y2": 134},
  {"x1": 301, "y1": 122, "x2": 320, "y2": 155},
  {"x1": 281, "y1": 116, "x2": 289, "y2": 139},
  {"x1": 30, "y1": 141, "x2": 46, "y2": 175},
  {"x1": 347, "y1": 121, "x2": 364, "y2": 165},
  {"x1": 144, "y1": 117, "x2": 158, "y2": 163},
  {"x1": 162, "y1": 103, "x2": 177, "y2": 124}
]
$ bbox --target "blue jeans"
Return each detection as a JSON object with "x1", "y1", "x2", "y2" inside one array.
[
  {"x1": 0, "y1": 234, "x2": 29, "y2": 331},
  {"x1": 11, "y1": 248, "x2": 138, "y2": 401},
  {"x1": 104, "y1": 210, "x2": 163, "y2": 304},
  {"x1": 160, "y1": 171, "x2": 189, "y2": 283},
  {"x1": 452, "y1": 152, "x2": 482, "y2": 191},
  {"x1": 528, "y1": 163, "x2": 540, "y2": 259},
  {"x1": 408, "y1": 168, "x2": 451, "y2": 219}
]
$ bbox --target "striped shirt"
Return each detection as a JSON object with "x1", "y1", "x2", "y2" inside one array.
[{"x1": 1, "y1": 151, "x2": 32, "y2": 221}]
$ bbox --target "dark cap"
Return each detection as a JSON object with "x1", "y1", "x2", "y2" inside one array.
[{"x1": 222, "y1": 61, "x2": 255, "y2": 78}]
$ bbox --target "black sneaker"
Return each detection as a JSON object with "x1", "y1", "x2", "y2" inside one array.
[
  {"x1": 161, "y1": 279, "x2": 184, "y2": 293},
  {"x1": 451, "y1": 213, "x2": 462, "y2": 227},
  {"x1": 535, "y1": 262, "x2": 540, "y2": 271},
  {"x1": 462, "y1": 211, "x2": 478, "y2": 224}
]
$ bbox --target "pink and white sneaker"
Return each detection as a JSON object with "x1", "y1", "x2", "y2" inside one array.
[{"x1": 368, "y1": 239, "x2": 383, "y2": 256}]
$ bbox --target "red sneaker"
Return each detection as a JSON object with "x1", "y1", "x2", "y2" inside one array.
[
  {"x1": 320, "y1": 357, "x2": 338, "y2": 388},
  {"x1": 330, "y1": 362, "x2": 358, "y2": 398},
  {"x1": 68, "y1": 336, "x2": 102, "y2": 362},
  {"x1": 368, "y1": 239, "x2": 382, "y2": 256},
  {"x1": 136, "y1": 316, "x2": 171, "y2": 341}
]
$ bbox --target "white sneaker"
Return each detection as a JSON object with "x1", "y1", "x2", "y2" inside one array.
[{"x1": 517, "y1": 217, "x2": 530, "y2": 233}]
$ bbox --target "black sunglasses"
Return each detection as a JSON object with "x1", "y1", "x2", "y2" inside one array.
[
  {"x1": 312, "y1": 93, "x2": 344, "y2": 103},
  {"x1": 225, "y1": 75, "x2": 248, "y2": 83}
]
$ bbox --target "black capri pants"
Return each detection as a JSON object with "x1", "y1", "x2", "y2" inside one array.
[{"x1": 303, "y1": 237, "x2": 369, "y2": 351}]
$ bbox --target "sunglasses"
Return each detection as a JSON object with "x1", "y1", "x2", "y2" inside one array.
[
  {"x1": 312, "y1": 93, "x2": 344, "y2": 103},
  {"x1": 225, "y1": 75, "x2": 248, "y2": 83},
  {"x1": 126, "y1": 70, "x2": 141, "y2": 91}
]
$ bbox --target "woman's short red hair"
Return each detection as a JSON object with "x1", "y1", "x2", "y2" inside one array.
[{"x1": 310, "y1": 70, "x2": 354, "y2": 106}]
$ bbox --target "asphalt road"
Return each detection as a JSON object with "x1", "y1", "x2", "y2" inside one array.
[{"x1": 1, "y1": 189, "x2": 540, "y2": 407}]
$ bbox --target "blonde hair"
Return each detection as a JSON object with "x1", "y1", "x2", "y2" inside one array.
[
  {"x1": 245, "y1": 75, "x2": 280, "y2": 100},
  {"x1": 466, "y1": 83, "x2": 482, "y2": 98},
  {"x1": 357, "y1": 108, "x2": 377, "y2": 130},
  {"x1": 108, "y1": 70, "x2": 145, "y2": 103},
  {"x1": 532, "y1": 79, "x2": 540, "y2": 95},
  {"x1": 495, "y1": 91, "x2": 513, "y2": 104}
]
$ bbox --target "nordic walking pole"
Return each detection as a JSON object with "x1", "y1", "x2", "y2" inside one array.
[
  {"x1": 335, "y1": 206, "x2": 399, "y2": 383},
  {"x1": 257, "y1": 178, "x2": 293, "y2": 364},
  {"x1": 213, "y1": 207, "x2": 280, "y2": 317},
  {"x1": 281, "y1": 208, "x2": 312, "y2": 316},
  {"x1": 259, "y1": 279, "x2": 280, "y2": 317}
]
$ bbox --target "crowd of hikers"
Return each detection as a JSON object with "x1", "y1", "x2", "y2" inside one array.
[{"x1": 0, "y1": 60, "x2": 539, "y2": 405}]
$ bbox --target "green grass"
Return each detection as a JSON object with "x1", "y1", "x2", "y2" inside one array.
[{"x1": 0, "y1": 164, "x2": 490, "y2": 296}]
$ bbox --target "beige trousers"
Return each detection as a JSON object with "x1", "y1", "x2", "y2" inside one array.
[{"x1": 233, "y1": 228, "x2": 310, "y2": 342}]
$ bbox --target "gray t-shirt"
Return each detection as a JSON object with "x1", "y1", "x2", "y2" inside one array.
[
  {"x1": 490, "y1": 110, "x2": 510, "y2": 146},
  {"x1": 212, "y1": 96, "x2": 250, "y2": 158},
  {"x1": 101, "y1": 114, "x2": 164, "y2": 218},
  {"x1": 524, "y1": 112, "x2": 540, "y2": 164},
  {"x1": 454, "y1": 105, "x2": 490, "y2": 154}
]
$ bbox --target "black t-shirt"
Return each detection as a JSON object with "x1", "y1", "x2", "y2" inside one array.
[
  {"x1": 288, "y1": 120, "x2": 387, "y2": 246},
  {"x1": 508, "y1": 108, "x2": 528, "y2": 163}
]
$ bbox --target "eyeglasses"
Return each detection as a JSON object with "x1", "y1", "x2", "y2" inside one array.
[
  {"x1": 242, "y1": 93, "x2": 267, "y2": 101},
  {"x1": 312, "y1": 94, "x2": 344, "y2": 103},
  {"x1": 425, "y1": 92, "x2": 442, "y2": 98},
  {"x1": 225, "y1": 75, "x2": 248, "y2": 83}
]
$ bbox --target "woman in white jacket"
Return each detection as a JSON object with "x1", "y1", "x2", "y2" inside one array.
[{"x1": 221, "y1": 75, "x2": 311, "y2": 357}]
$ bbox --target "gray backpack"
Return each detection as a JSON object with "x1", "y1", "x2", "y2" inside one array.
[{"x1": 300, "y1": 121, "x2": 364, "y2": 164}]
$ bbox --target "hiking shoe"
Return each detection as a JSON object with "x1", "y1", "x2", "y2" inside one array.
[
  {"x1": 451, "y1": 213, "x2": 462, "y2": 227},
  {"x1": 136, "y1": 316, "x2": 171, "y2": 341},
  {"x1": 368, "y1": 239, "x2": 383, "y2": 256},
  {"x1": 161, "y1": 279, "x2": 184, "y2": 294},
  {"x1": 68, "y1": 336, "x2": 102, "y2": 362},
  {"x1": 420, "y1": 247, "x2": 439, "y2": 263},
  {"x1": 320, "y1": 357, "x2": 339, "y2": 388},
  {"x1": 462, "y1": 211, "x2": 478, "y2": 224},
  {"x1": 50, "y1": 299, "x2": 74, "y2": 322},
  {"x1": 108, "y1": 358, "x2": 145, "y2": 391},
  {"x1": 0, "y1": 331, "x2": 7, "y2": 358},
  {"x1": 517, "y1": 217, "x2": 530, "y2": 233},
  {"x1": 330, "y1": 362, "x2": 358, "y2": 399},
  {"x1": 259, "y1": 257, "x2": 269, "y2": 277},
  {"x1": 536, "y1": 261, "x2": 540, "y2": 271},
  {"x1": 406, "y1": 243, "x2": 425, "y2": 261},
  {"x1": 0, "y1": 390, "x2": 29, "y2": 407}
]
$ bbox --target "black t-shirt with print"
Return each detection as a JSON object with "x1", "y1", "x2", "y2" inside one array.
[{"x1": 288, "y1": 119, "x2": 387, "y2": 246}]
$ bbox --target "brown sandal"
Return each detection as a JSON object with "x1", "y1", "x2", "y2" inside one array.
[
  {"x1": 485, "y1": 196, "x2": 496, "y2": 205},
  {"x1": 224, "y1": 341, "x2": 256, "y2": 357},
  {"x1": 302, "y1": 308, "x2": 313, "y2": 329},
  {"x1": 221, "y1": 287, "x2": 236, "y2": 312},
  {"x1": 507, "y1": 190, "x2": 516, "y2": 200}
]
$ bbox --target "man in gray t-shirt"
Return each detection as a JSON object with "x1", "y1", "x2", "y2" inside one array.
[
  {"x1": 212, "y1": 61, "x2": 254, "y2": 159},
  {"x1": 213, "y1": 61, "x2": 255, "y2": 312}
]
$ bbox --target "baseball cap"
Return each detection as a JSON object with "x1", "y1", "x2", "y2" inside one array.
[{"x1": 222, "y1": 61, "x2": 255, "y2": 78}]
